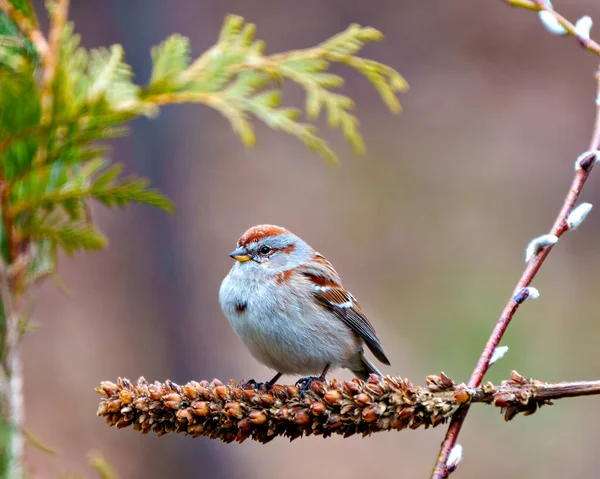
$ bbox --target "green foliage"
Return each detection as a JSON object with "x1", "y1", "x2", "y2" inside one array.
[
  {"x1": 142, "y1": 16, "x2": 407, "y2": 163},
  {"x1": 0, "y1": 4, "x2": 406, "y2": 477},
  {"x1": 0, "y1": 416, "x2": 10, "y2": 477},
  {"x1": 0, "y1": 6, "x2": 405, "y2": 278},
  {"x1": 7, "y1": 0, "x2": 36, "y2": 23}
]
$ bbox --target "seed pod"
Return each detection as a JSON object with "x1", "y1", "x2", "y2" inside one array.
[
  {"x1": 310, "y1": 401, "x2": 326, "y2": 416},
  {"x1": 163, "y1": 393, "x2": 182, "y2": 409},
  {"x1": 176, "y1": 408, "x2": 194, "y2": 423},
  {"x1": 192, "y1": 401, "x2": 209, "y2": 417},
  {"x1": 259, "y1": 394, "x2": 275, "y2": 407},
  {"x1": 323, "y1": 389, "x2": 343, "y2": 406},
  {"x1": 225, "y1": 402, "x2": 243, "y2": 419},
  {"x1": 183, "y1": 384, "x2": 199, "y2": 400},
  {"x1": 293, "y1": 409, "x2": 311, "y2": 426},
  {"x1": 453, "y1": 388, "x2": 470, "y2": 404},
  {"x1": 354, "y1": 393, "x2": 371, "y2": 406},
  {"x1": 119, "y1": 390, "x2": 133, "y2": 405},
  {"x1": 249, "y1": 410, "x2": 267, "y2": 425}
]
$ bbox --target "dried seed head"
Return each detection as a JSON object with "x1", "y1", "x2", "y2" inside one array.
[
  {"x1": 504, "y1": 406, "x2": 519, "y2": 421},
  {"x1": 119, "y1": 390, "x2": 133, "y2": 405},
  {"x1": 310, "y1": 401, "x2": 326, "y2": 416},
  {"x1": 192, "y1": 401, "x2": 209, "y2": 417},
  {"x1": 176, "y1": 408, "x2": 194, "y2": 424},
  {"x1": 107, "y1": 400, "x2": 122, "y2": 413},
  {"x1": 344, "y1": 381, "x2": 361, "y2": 396},
  {"x1": 225, "y1": 402, "x2": 243, "y2": 419},
  {"x1": 362, "y1": 405, "x2": 379, "y2": 423},
  {"x1": 440, "y1": 372, "x2": 454, "y2": 389},
  {"x1": 163, "y1": 393, "x2": 182, "y2": 409},
  {"x1": 99, "y1": 381, "x2": 118, "y2": 397},
  {"x1": 248, "y1": 410, "x2": 267, "y2": 425},
  {"x1": 98, "y1": 375, "x2": 556, "y2": 443},
  {"x1": 286, "y1": 385, "x2": 300, "y2": 397},
  {"x1": 214, "y1": 386, "x2": 229, "y2": 401},
  {"x1": 259, "y1": 394, "x2": 275, "y2": 407},
  {"x1": 364, "y1": 382, "x2": 384, "y2": 397},
  {"x1": 323, "y1": 389, "x2": 343, "y2": 406},
  {"x1": 493, "y1": 393, "x2": 515, "y2": 409},
  {"x1": 243, "y1": 389, "x2": 258, "y2": 403},
  {"x1": 149, "y1": 385, "x2": 162, "y2": 401},
  {"x1": 453, "y1": 388, "x2": 470, "y2": 404},
  {"x1": 183, "y1": 384, "x2": 199, "y2": 400},
  {"x1": 354, "y1": 393, "x2": 371, "y2": 406},
  {"x1": 293, "y1": 409, "x2": 310, "y2": 426}
]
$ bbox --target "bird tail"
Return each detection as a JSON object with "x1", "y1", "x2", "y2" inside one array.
[{"x1": 351, "y1": 352, "x2": 383, "y2": 381}]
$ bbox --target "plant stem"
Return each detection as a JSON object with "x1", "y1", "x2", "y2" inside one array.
[
  {"x1": 501, "y1": 0, "x2": 600, "y2": 55},
  {"x1": 431, "y1": 66, "x2": 600, "y2": 478},
  {"x1": 0, "y1": 0, "x2": 48, "y2": 57},
  {"x1": 0, "y1": 263, "x2": 23, "y2": 479}
]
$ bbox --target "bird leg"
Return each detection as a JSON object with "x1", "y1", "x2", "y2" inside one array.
[{"x1": 295, "y1": 364, "x2": 330, "y2": 397}]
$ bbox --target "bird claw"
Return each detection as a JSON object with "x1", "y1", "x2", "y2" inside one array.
[
  {"x1": 242, "y1": 379, "x2": 273, "y2": 391},
  {"x1": 295, "y1": 376, "x2": 325, "y2": 397}
]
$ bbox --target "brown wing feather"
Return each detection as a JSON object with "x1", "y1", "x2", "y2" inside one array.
[{"x1": 298, "y1": 253, "x2": 391, "y2": 366}]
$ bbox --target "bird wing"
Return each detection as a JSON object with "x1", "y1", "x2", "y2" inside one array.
[{"x1": 297, "y1": 253, "x2": 391, "y2": 366}]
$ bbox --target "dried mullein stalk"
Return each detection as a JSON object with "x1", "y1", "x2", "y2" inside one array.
[{"x1": 96, "y1": 372, "x2": 600, "y2": 443}]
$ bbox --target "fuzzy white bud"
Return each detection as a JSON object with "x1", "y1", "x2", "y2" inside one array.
[
  {"x1": 566, "y1": 203, "x2": 593, "y2": 231},
  {"x1": 525, "y1": 234, "x2": 558, "y2": 263},
  {"x1": 514, "y1": 286, "x2": 540, "y2": 304},
  {"x1": 446, "y1": 443, "x2": 463, "y2": 472},
  {"x1": 525, "y1": 286, "x2": 540, "y2": 300},
  {"x1": 539, "y1": 8, "x2": 568, "y2": 35},
  {"x1": 490, "y1": 346, "x2": 509, "y2": 366},
  {"x1": 574, "y1": 16, "x2": 593, "y2": 40}
]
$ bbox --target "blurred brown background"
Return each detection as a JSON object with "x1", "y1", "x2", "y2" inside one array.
[{"x1": 22, "y1": 0, "x2": 600, "y2": 478}]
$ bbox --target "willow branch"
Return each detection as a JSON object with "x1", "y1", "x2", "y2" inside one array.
[
  {"x1": 96, "y1": 372, "x2": 600, "y2": 443},
  {"x1": 430, "y1": 65, "x2": 600, "y2": 479},
  {"x1": 502, "y1": 0, "x2": 600, "y2": 56}
]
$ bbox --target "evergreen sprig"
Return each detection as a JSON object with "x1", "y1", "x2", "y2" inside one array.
[
  {"x1": 0, "y1": 2, "x2": 406, "y2": 476},
  {"x1": 0, "y1": 5, "x2": 405, "y2": 276},
  {"x1": 143, "y1": 16, "x2": 407, "y2": 163}
]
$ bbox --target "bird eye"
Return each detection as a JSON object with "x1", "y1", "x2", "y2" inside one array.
[{"x1": 259, "y1": 246, "x2": 272, "y2": 255}]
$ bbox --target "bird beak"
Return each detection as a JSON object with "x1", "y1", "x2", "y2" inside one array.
[{"x1": 229, "y1": 247, "x2": 251, "y2": 262}]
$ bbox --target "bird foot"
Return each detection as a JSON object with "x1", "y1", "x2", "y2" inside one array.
[
  {"x1": 241, "y1": 379, "x2": 273, "y2": 391},
  {"x1": 295, "y1": 376, "x2": 325, "y2": 397}
]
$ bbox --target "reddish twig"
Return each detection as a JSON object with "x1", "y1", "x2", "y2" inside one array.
[
  {"x1": 501, "y1": 0, "x2": 600, "y2": 56},
  {"x1": 430, "y1": 66, "x2": 600, "y2": 479}
]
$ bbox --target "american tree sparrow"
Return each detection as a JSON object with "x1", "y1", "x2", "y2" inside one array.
[{"x1": 219, "y1": 225, "x2": 390, "y2": 392}]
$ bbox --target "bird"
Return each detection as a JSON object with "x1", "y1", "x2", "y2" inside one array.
[{"x1": 219, "y1": 224, "x2": 390, "y2": 393}]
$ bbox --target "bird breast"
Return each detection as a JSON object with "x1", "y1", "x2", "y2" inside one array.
[{"x1": 219, "y1": 268, "x2": 361, "y2": 374}]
